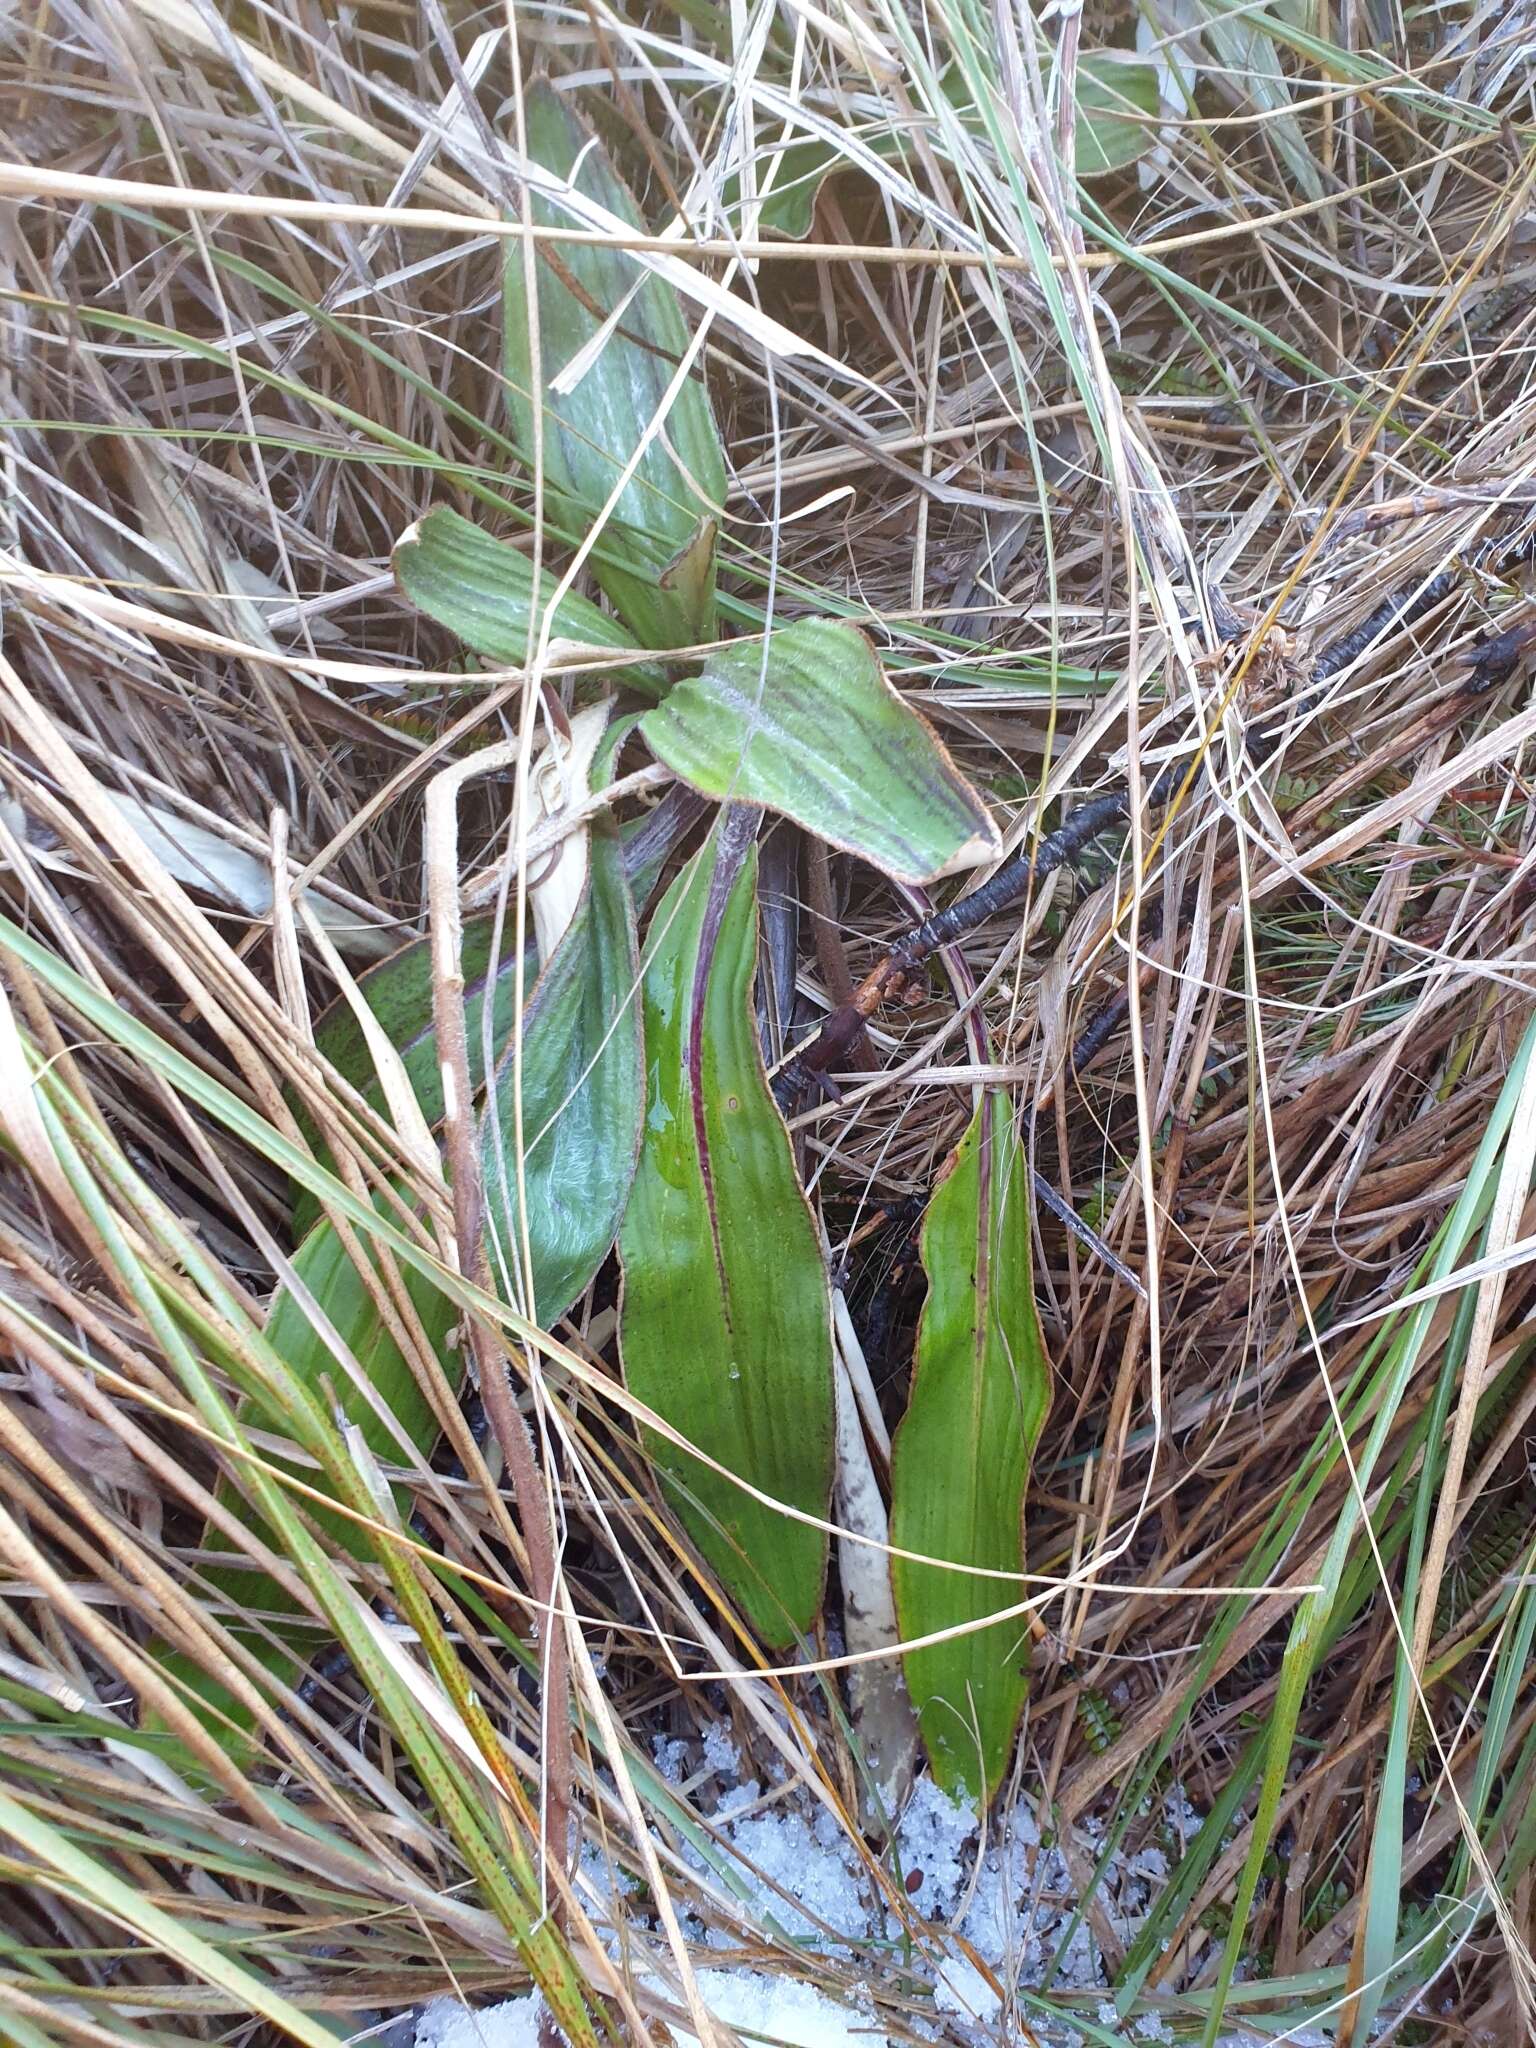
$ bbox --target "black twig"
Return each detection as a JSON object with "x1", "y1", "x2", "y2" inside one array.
[{"x1": 775, "y1": 521, "x2": 1536, "y2": 1113}]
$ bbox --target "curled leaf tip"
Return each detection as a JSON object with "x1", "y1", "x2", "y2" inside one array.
[{"x1": 931, "y1": 827, "x2": 1004, "y2": 879}]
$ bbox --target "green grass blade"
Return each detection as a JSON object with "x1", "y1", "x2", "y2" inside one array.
[
  {"x1": 1201, "y1": 1012, "x2": 1536, "y2": 2046},
  {"x1": 0, "y1": 1782, "x2": 346, "y2": 2048}
]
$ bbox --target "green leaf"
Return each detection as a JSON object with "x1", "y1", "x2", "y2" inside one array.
[
  {"x1": 482, "y1": 820, "x2": 644, "y2": 1326},
  {"x1": 889, "y1": 1094, "x2": 1052, "y2": 1800},
  {"x1": 504, "y1": 81, "x2": 727, "y2": 648},
  {"x1": 722, "y1": 132, "x2": 860, "y2": 241},
  {"x1": 292, "y1": 912, "x2": 534, "y2": 1240},
  {"x1": 1190, "y1": 7, "x2": 1322, "y2": 201},
  {"x1": 724, "y1": 57, "x2": 1158, "y2": 243},
  {"x1": 639, "y1": 618, "x2": 999, "y2": 883},
  {"x1": 1072, "y1": 54, "x2": 1161, "y2": 178},
  {"x1": 394, "y1": 506, "x2": 671, "y2": 699},
  {"x1": 721, "y1": 121, "x2": 914, "y2": 242},
  {"x1": 619, "y1": 811, "x2": 834, "y2": 1644},
  {"x1": 261, "y1": 1218, "x2": 463, "y2": 1506}
]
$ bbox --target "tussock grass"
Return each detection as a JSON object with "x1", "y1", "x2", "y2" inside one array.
[{"x1": 1, "y1": 1, "x2": 1535, "y2": 2043}]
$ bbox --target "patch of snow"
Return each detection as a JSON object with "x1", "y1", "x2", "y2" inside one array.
[
  {"x1": 932, "y1": 1954, "x2": 1002, "y2": 2025},
  {"x1": 654, "y1": 1735, "x2": 691, "y2": 1784},
  {"x1": 417, "y1": 1775, "x2": 1236, "y2": 2048},
  {"x1": 891, "y1": 1775, "x2": 975, "y2": 1918},
  {"x1": 670, "y1": 1969, "x2": 886, "y2": 2048},
  {"x1": 698, "y1": 1794, "x2": 870, "y2": 1948},
  {"x1": 415, "y1": 1972, "x2": 886, "y2": 2048},
  {"x1": 702, "y1": 1721, "x2": 741, "y2": 1783},
  {"x1": 416, "y1": 1994, "x2": 545, "y2": 2048}
]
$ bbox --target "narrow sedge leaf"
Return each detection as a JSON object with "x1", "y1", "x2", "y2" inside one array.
[
  {"x1": 72, "y1": 1080, "x2": 608, "y2": 2045},
  {"x1": 163, "y1": 1212, "x2": 464, "y2": 1742},
  {"x1": 1199, "y1": 1013, "x2": 1536, "y2": 2048},
  {"x1": 0, "y1": 1781, "x2": 349, "y2": 2048},
  {"x1": 482, "y1": 822, "x2": 643, "y2": 1326},
  {"x1": 504, "y1": 81, "x2": 727, "y2": 648},
  {"x1": 394, "y1": 506, "x2": 671, "y2": 699},
  {"x1": 619, "y1": 812, "x2": 834, "y2": 1644},
  {"x1": 639, "y1": 620, "x2": 999, "y2": 884},
  {"x1": 890, "y1": 1094, "x2": 1052, "y2": 1801}
]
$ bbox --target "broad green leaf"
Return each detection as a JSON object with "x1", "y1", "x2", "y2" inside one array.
[
  {"x1": 292, "y1": 912, "x2": 534, "y2": 1239},
  {"x1": 303, "y1": 777, "x2": 694, "y2": 1170},
  {"x1": 723, "y1": 133, "x2": 854, "y2": 240},
  {"x1": 1071, "y1": 53, "x2": 1162, "y2": 177},
  {"x1": 619, "y1": 812, "x2": 834, "y2": 1644},
  {"x1": 504, "y1": 81, "x2": 727, "y2": 648},
  {"x1": 309, "y1": 912, "x2": 529, "y2": 1122},
  {"x1": 161, "y1": 1210, "x2": 463, "y2": 1741},
  {"x1": 889, "y1": 1094, "x2": 1052, "y2": 1800},
  {"x1": 261, "y1": 1218, "x2": 463, "y2": 1505},
  {"x1": 394, "y1": 506, "x2": 671, "y2": 699},
  {"x1": 639, "y1": 618, "x2": 999, "y2": 883},
  {"x1": 294, "y1": 785, "x2": 690, "y2": 1253},
  {"x1": 482, "y1": 821, "x2": 644, "y2": 1326}
]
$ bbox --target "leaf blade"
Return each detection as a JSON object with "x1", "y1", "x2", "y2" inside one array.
[
  {"x1": 619, "y1": 813, "x2": 835, "y2": 1644},
  {"x1": 291, "y1": 912, "x2": 535, "y2": 1240},
  {"x1": 394, "y1": 506, "x2": 671, "y2": 699},
  {"x1": 504, "y1": 83, "x2": 727, "y2": 647},
  {"x1": 482, "y1": 822, "x2": 644, "y2": 1326},
  {"x1": 889, "y1": 1094, "x2": 1052, "y2": 1800},
  {"x1": 639, "y1": 620, "x2": 999, "y2": 883},
  {"x1": 1072, "y1": 53, "x2": 1162, "y2": 177}
]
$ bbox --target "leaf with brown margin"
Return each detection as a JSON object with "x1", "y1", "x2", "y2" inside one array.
[
  {"x1": 890, "y1": 1093, "x2": 1052, "y2": 1800},
  {"x1": 639, "y1": 619, "x2": 999, "y2": 884},
  {"x1": 619, "y1": 810, "x2": 834, "y2": 1644}
]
